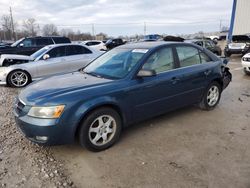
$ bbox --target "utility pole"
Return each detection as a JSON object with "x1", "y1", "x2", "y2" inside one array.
[
  {"x1": 219, "y1": 19, "x2": 222, "y2": 32},
  {"x1": 92, "y1": 23, "x2": 95, "y2": 40},
  {"x1": 144, "y1": 22, "x2": 146, "y2": 35},
  {"x1": 9, "y1": 7, "x2": 16, "y2": 41}
]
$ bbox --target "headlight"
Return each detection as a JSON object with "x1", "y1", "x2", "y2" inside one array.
[
  {"x1": 28, "y1": 105, "x2": 65, "y2": 119},
  {"x1": 242, "y1": 57, "x2": 250, "y2": 62}
]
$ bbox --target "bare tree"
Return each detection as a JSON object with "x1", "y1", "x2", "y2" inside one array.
[
  {"x1": 23, "y1": 18, "x2": 39, "y2": 36},
  {"x1": 1, "y1": 14, "x2": 12, "y2": 40},
  {"x1": 42, "y1": 24, "x2": 58, "y2": 36}
]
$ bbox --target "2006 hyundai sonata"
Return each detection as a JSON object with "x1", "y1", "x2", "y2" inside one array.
[{"x1": 14, "y1": 42, "x2": 232, "y2": 151}]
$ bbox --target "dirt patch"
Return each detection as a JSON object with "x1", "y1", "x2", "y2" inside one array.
[{"x1": 0, "y1": 87, "x2": 74, "y2": 188}]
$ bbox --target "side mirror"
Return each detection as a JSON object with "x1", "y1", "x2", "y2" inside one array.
[
  {"x1": 19, "y1": 43, "x2": 24, "y2": 47},
  {"x1": 137, "y1": 69, "x2": 156, "y2": 77},
  {"x1": 43, "y1": 54, "x2": 50, "y2": 60}
]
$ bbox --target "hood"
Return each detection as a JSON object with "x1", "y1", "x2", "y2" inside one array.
[
  {"x1": 0, "y1": 54, "x2": 34, "y2": 66},
  {"x1": 19, "y1": 71, "x2": 113, "y2": 105},
  {"x1": 243, "y1": 53, "x2": 250, "y2": 58}
]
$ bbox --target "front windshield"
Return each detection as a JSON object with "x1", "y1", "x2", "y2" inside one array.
[
  {"x1": 84, "y1": 48, "x2": 147, "y2": 79},
  {"x1": 30, "y1": 47, "x2": 50, "y2": 59},
  {"x1": 11, "y1": 38, "x2": 24, "y2": 47},
  {"x1": 232, "y1": 35, "x2": 250, "y2": 43}
]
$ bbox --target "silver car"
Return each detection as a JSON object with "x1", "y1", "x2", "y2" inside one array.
[{"x1": 0, "y1": 43, "x2": 103, "y2": 87}]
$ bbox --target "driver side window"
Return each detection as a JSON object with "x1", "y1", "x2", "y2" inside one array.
[
  {"x1": 142, "y1": 47, "x2": 174, "y2": 74},
  {"x1": 20, "y1": 38, "x2": 35, "y2": 47}
]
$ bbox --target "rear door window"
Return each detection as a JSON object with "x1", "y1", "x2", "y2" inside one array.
[
  {"x1": 143, "y1": 47, "x2": 174, "y2": 74},
  {"x1": 66, "y1": 45, "x2": 92, "y2": 56},
  {"x1": 200, "y1": 52, "x2": 212, "y2": 63},
  {"x1": 48, "y1": 46, "x2": 66, "y2": 58},
  {"x1": 176, "y1": 46, "x2": 201, "y2": 67}
]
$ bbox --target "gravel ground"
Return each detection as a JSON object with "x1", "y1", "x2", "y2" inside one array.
[{"x1": 0, "y1": 87, "x2": 74, "y2": 188}]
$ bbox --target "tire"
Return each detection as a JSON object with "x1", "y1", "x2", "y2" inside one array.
[
  {"x1": 79, "y1": 107, "x2": 122, "y2": 152},
  {"x1": 224, "y1": 52, "x2": 231, "y2": 57},
  {"x1": 199, "y1": 82, "x2": 222, "y2": 111},
  {"x1": 243, "y1": 68, "x2": 250, "y2": 75},
  {"x1": 7, "y1": 70, "x2": 31, "y2": 88}
]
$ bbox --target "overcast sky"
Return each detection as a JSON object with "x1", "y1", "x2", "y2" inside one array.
[{"x1": 0, "y1": 0, "x2": 233, "y2": 36}]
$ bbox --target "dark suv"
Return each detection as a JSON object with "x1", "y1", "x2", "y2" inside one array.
[
  {"x1": 0, "y1": 36, "x2": 71, "y2": 56},
  {"x1": 224, "y1": 35, "x2": 250, "y2": 57},
  {"x1": 105, "y1": 38, "x2": 125, "y2": 50}
]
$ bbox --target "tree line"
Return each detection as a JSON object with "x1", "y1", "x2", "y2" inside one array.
[{"x1": 0, "y1": 14, "x2": 108, "y2": 42}]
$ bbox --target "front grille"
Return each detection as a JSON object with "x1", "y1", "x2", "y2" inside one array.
[{"x1": 15, "y1": 99, "x2": 26, "y2": 115}]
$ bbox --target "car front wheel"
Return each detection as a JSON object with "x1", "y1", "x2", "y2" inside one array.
[
  {"x1": 79, "y1": 107, "x2": 122, "y2": 152},
  {"x1": 243, "y1": 68, "x2": 250, "y2": 75},
  {"x1": 7, "y1": 70, "x2": 30, "y2": 88},
  {"x1": 199, "y1": 82, "x2": 222, "y2": 110}
]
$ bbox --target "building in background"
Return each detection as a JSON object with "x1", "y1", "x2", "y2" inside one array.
[{"x1": 228, "y1": 0, "x2": 250, "y2": 41}]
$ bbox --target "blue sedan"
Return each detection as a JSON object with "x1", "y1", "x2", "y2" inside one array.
[{"x1": 14, "y1": 42, "x2": 232, "y2": 151}]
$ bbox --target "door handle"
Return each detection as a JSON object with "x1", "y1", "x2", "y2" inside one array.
[
  {"x1": 204, "y1": 70, "x2": 212, "y2": 76},
  {"x1": 171, "y1": 77, "x2": 180, "y2": 84}
]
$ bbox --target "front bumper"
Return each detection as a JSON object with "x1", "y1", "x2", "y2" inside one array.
[
  {"x1": 14, "y1": 108, "x2": 77, "y2": 145},
  {"x1": 0, "y1": 69, "x2": 7, "y2": 85},
  {"x1": 225, "y1": 48, "x2": 248, "y2": 55},
  {"x1": 242, "y1": 61, "x2": 250, "y2": 72}
]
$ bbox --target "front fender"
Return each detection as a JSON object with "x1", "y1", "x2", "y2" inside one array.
[{"x1": 67, "y1": 96, "x2": 128, "y2": 135}]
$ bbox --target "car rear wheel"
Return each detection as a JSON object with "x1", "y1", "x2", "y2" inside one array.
[
  {"x1": 199, "y1": 82, "x2": 221, "y2": 110},
  {"x1": 79, "y1": 107, "x2": 122, "y2": 152},
  {"x1": 7, "y1": 70, "x2": 30, "y2": 88}
]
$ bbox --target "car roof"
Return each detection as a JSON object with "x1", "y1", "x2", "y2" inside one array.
[
  {"x1": 25, "y1": 36, "x2": 68, "y2": 39},
  {"x1": 43, "y1": 43, "x2": 89, "y2": 49},
  {"x1": 117, "y1": 41, "x2": 183, "y2": 49}
]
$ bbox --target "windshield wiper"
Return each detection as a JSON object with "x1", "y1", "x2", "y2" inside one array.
[{"x1": 82, "y1": 71, "x2": 103, "y2": 78}]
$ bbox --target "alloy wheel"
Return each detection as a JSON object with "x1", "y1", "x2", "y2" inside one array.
[
  {"x1": 88, "y1": 115, "x2": 117, "y2": 146},
  {"x1": 207, "y1": 86, "x2": 219, "y2": 106},
  {"x1": 10, "y1": 71, "x2": 29, "y2": 87}
]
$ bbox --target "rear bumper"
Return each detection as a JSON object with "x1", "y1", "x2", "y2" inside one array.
[{"x1": 222, "y1": 67, "x2": 232, "y2": 90}]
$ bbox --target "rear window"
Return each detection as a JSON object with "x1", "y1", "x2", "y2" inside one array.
[
  {"x1": 36, "y1": 38, "x2": 54, "y2": 46},
  {"x1": 52, "y1": 37, "x2": 71, "y2": 44},
  {"x1": 232, "y1": 35, "x2": 250, "y2": 43}
]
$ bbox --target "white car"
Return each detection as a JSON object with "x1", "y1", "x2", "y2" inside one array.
[
  {"x1": 82, "y1": 40, "x2": 107, "y2": 51},
  {"x1": 0, "y1": 43, "x2": 103, "y2": 87},
  {"x1": 207, "y1": 35, "x2": 219, "y2": 42},
  {"x1": 242, "y1": 53, "x2": 250, "y2": 75}
]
